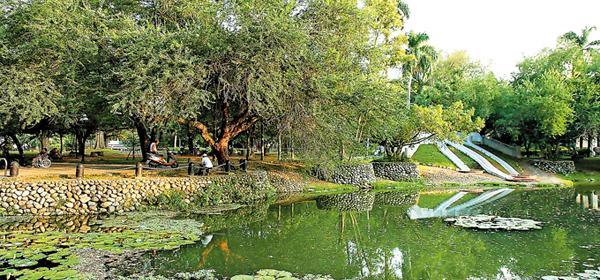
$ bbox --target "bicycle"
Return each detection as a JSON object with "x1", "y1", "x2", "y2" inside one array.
[{"x1": 32, "y1": 154, "x2": 52, "y2": 168}]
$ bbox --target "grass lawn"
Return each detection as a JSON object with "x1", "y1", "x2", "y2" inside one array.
[
  {"x1": 479, "y1": 144, "x2": 524, "y2": 173},
  {"x1": 412, "y1": 144, "x2": 466, "y2": 169},
  {"x1": 468, "y1": 147, "x2": 511, "y2": 174},
  {"x1": 448, "y1": 146, "x2": 479, "y2": 169}
]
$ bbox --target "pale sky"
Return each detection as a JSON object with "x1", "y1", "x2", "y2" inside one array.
[{"x1": 403, "y1": 0, "x2": 600, "y2": 78}]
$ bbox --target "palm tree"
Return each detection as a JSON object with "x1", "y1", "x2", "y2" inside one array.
[
  {"x1": 560, "y1": 26, "x2": 600, "y2": 51},
  {"x1": 397, "y1": 0, "x2": 410, "y2": 20},
  {"x1": 404, "y1": 32, "x2": 437, "y2": 106}
]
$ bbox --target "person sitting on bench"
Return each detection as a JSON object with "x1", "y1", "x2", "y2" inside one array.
[{"x1": 201, "y1": 152, "x2": 213, "y2": 175}]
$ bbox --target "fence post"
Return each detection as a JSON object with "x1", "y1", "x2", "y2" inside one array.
[
  {"x1": 76, "y1": 163, "x2": 84, "y2": 179},
  {"x1": 9, "y1": 161, "x2": 19, "y2": 177},
  {"x1": 135, "y1": 162, "x2": 143, "y2": 178},
  {"x1": 188, "y1": 162, "x2": 194, "y2": 176},
  {"x1": 225, "y1": 161, "x2": 231, "y2": 172},
  {"x1": 240, "y1": 159, "x2": 247, "y2": 171}
]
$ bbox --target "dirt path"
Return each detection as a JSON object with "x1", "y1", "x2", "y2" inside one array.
[
  {"x1": 418, "y1": 166, "x2": 504, "y2": 185},
  {"x1": 518, "y1": 160, "x2": 566, "y2": 185}
]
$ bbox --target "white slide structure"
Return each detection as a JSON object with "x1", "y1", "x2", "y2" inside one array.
[
  {"x1": 465, "y1": 140, "x2": 520, "y2": 176},
  {"x1": 435, "y1": 141, "x2": 470, "y2": 172},
  {"x1": 446, "y1": 141, "x2": 513, "y2": 180}
]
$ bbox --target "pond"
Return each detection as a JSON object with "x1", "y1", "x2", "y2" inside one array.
[
  {"x1": 3, "y1": 186, "x2": 600, "y2": 279},
  {"x1": 146, "y1": 186, "x2": 600, "y2": 279}
]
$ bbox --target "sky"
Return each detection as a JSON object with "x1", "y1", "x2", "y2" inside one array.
[{"x1": 402, "y1": 0, "x2": 600, "y2": 78}]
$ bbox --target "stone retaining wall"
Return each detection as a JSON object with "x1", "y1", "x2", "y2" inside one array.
[
  {"x1": 311, "y1": 164, "x2": 376, "y2": 186},
  {"x1": 372, "y1": 162, "x2": 419, "y2": 181},
  {"x1": 267, "y1": 172, "x2": 306, "y2": 193},
  {"x1": 530, "y1": 160, "x2": 576, "y2": 174},
  {"x1": 0, "y1": 171, "x2": 275, "y2": 216}
]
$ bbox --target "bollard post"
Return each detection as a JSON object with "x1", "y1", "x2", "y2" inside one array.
[
  {"x1": 135, "y1": 162, "x2": 143, "y2": 178},
  {"x1": 225, "y1": 160, "x2": 231, "y2": 172},
  {"x1": 240, "y1": 159, "x2": 247, "y2": 171},
  {"x1": 9, "y1": 161, "x2": 19, "y2": 177},
  {"x1": 188, "y1": 162, "x2": 194, "y2": 176},
  {"x1": 76, "y1": 163, "x2": 84, "y2": 179}
]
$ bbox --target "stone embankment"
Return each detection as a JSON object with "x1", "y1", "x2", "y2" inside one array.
[
  {"x1": 0, "y1": 171, "x2": 275, "y2": 216},
  {"x1": 530, "y1": 160, "x2": 576, "y2": 174},
  {"x1": 311, "y1": 164, "x2": 376, "y2": 186},
  {"x1": 372, "y1": 162, "x2": 419, "y2": 181},
  {"x1": 312, "y1": 162, "x2": 420, "y2": 187}
]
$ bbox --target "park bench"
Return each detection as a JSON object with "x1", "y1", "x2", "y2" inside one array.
[{"x1": 90, "y1": 151, "x2": 104, "y2": 157}]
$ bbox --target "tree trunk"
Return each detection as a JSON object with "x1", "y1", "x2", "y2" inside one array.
[
  {"x1": 185, "y1": 107, "x2": 258, "y2": 165},
  {"x1": 9, "y1": 134, "x2": 25, "y2": 165},
  {"x1": 245, "y1": 131, "x2": 251, "y2": 161},
  {"x1": 94, "y1": 131, "x2": 106, "y2": 149},
  {"x1": 277, "y1": 133, "x2": 282, "y2": 161},
  {"x1": 187, "y1": 126, "x2": 195, "y2": 155},
  {"x1": 39, "y1": 131, "x2": 49, "y2": 152},
  {"x1": 260, "y1": 122, "x2": 264, "y2": 161},
  {"x1": 406, "y1": 76, "x2": 413, "y2": 107},
  {"x1": 213, "y1": 139, "x2": 230, "y2": 164},
  {"x1": 60, "y1": 134, "x2": 63, "y2": 155},
  {"x1": 132, "y1": 116, "x2": 150, "y2": 161}
]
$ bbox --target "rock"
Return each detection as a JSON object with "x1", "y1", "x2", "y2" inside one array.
[
  {"x1": 80, "y1": 196, "x2": 91, "y2": 204},
  {"x1": 101, "y1": 202, "x2": 112, "y2": 208}
]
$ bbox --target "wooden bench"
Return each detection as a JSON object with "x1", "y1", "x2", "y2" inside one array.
[{"x1": 90, "y1": 151, "x2": 104, "y2": 157}]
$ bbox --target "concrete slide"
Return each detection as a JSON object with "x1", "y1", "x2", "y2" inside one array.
[
  {"x1": 446, "y1": 141, "x2": 513, "y2": 180},
  {"x1": 465, "y1": 140, "x2": 520, "y2": 176},
  {"x1": 435, "y1": 141, "x2": 470, "y2": 172}
]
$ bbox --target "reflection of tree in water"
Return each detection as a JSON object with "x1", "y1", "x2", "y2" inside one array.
[
  {"x1": 576, "y1": 191, "x2": 599, "y2": 210},
  {"x1": 197, "y1": 235, "x2": 244, "y2": 269},
  {"x1": 196, "y1": 203, "x2": 271, "y2": 233}
]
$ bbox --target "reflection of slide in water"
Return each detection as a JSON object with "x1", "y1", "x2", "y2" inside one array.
[
  {"x1": 435, "y1": 141, "x2": 470, "y2": 172},
  {"x1": 576, "y1": 192, "x2": 599, "y2": 210},
  {"x1": 407, "y1": 188, "x2": 514, "y2": 220}
]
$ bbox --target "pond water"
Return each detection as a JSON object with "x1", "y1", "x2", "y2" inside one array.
[
  {"x1": 145, "y1": 186, "x2": 600, "y2": 279},
  {"x1": 3, "y1": 186, "x2": 600, "y2": 279}
]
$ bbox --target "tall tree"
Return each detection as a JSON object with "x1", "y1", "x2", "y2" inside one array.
[{"x1": 403, "y1": 32, "x2": 437, "y2": 106}]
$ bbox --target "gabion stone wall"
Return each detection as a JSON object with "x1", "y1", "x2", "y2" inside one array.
[
  {"x1": 0, "y1": 171, "x2": 274, "y2": 216},
  {"x1": 372, "y1": 162, "x2": 419, "y2": 181},
  {"x1": 312, "y1": 164, "x2": 376, "y2": 186},
  {"x1": 530, "y1": 160, "x2": 576, "y2": 174},
  {"x1": 267, "y1": 172, "x2": 307, "y2": 193}
]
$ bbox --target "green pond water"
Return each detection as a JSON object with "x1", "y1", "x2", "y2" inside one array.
[
  {"x1": 3, "y1": 186, "x2": 600, "y2": 279},
  {"x1": 146, "y1": 186, "x2": 600, "y2": 279}
]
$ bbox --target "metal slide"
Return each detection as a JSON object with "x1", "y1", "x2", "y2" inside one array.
[
  {"x1": 465, "y1": 140, "x2": 520, "y2": 176},
  {"x1": 434, "y1": 141, "x2": 470, "y2": 172},
  {"x1": 447, "y1": 141, "x2": 513, "y2": 180}
]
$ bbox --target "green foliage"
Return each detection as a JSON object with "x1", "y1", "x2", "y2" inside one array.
[{"x1": 376, "y1": 102, "x2": 484, "y2": 158}]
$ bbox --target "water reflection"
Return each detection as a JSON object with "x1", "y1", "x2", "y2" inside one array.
[
  {"x1": 576, "y1": 192, "x2": 600, "y2": 210},
  {"x1": 407, "y1": 188, "x2": 514, "y2": 219}
]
